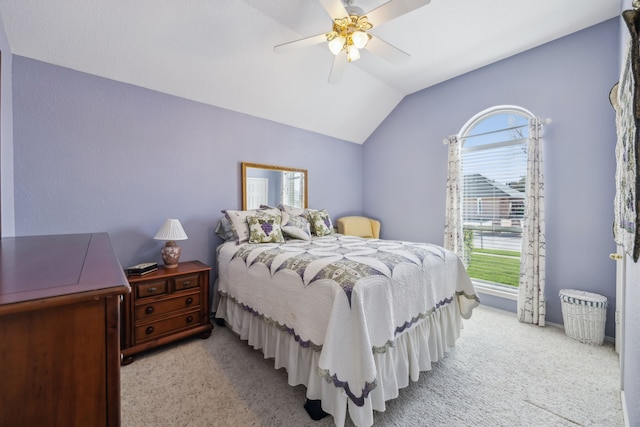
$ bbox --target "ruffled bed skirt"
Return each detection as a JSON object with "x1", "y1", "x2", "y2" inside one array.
[{"x1": 216, "y1": 295, "x2": 463, "y2": 427}]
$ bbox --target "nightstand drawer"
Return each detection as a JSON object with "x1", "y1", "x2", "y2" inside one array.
[
  {"x1": 173, "y1": 274, "x2": 200, "y2": 292},
  {"x1": 135, "y1": 292, "x2": 201, "y2": 320},
  {"x1": 135, "y1": 310, "x2": 201, "y2": 343},
  {"x1": 136, "y1": 280, "x2": 168, "y2": 299}
]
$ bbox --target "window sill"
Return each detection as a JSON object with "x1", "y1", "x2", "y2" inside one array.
[{"x1": 473, "y1": 280, "x2": 518, "y2": 301}]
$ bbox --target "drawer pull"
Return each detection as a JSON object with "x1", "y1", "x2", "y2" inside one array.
[
  {"x1": 183, "y1": 281, "x2": 191, "y2": 286},
  {"x1": 145, "y1": 306, "x2": 155, "y2": 315},
  {"x1": 145, "y1": 326, "x2": 154, "y2": 335},
  {"x1": 186, "y1": 297, "x2": 193, "y2": 306},
  {"x1": 147, "y1": 287, "x2": 157, "y2": 293},
  {"x1": 186, "y1": 316, "x2": 194, "y2": 324}
]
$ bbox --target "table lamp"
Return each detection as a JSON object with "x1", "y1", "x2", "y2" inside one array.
[{"x1": 154, "y1": 219, "x2": 188, "y2": 269}]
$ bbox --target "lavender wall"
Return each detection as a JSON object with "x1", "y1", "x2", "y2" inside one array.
[
  {"x1": 363, "y1": 19, "x2": 620, "y2": 337},
  {"x1": 12, "y1": 57, "x2": 363, "y2": 272},
  {"x1": 0, "y1": 18, "x2": 14, "y2": 237}
]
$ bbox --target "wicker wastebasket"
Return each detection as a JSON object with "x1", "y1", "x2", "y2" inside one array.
[{"x1": 559, "y1": 289, "x2": 608, "y2": 346}]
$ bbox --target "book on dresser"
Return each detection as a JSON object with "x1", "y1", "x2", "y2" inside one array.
[{"x1": 126, "y1": 262, "x2": 158, "y2": 275}]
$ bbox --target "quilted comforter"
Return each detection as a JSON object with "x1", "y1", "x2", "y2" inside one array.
[{"x1": 217, "y1": 234, "x2": 479, "y2": 410}]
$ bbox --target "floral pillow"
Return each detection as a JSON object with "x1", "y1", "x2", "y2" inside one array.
[
  {"x1": 307, "y1": 209, "x2": 334, "y2": 236},
  {"x1": 247, "y1": 213, "x2": 285, "y2": 243},
  {"x1": 281, "y1": 215, "x2": 312, "y2": 241},
  {"x1": 223, "y1": 207, "x2": 281, "y2": 243}
]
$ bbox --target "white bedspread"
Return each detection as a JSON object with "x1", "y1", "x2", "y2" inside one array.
[{"x1": 216, "y1": 234, "x2": 479, "y2": 422}]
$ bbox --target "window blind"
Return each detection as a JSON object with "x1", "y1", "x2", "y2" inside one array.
[
  {"x1": 461, "y1": 126, "x2": 528, "y2": 288},
  {"x1": 281, "y1": 172, "x2": 301, "y2": 206}
]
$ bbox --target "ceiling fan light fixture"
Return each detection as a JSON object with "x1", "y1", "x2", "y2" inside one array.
[
  {"x1": 347, "y1": 45, "x2": 360, "y2": 62},
  {"x1": 328, "y1": 36, "x2": 345, "y2": 55},
  {"x1": 277, "y1": 0, "x2": 428, "y2": 81},
  {"x1": 326, "y1": 12, "x2": 372, "y2": 60},
  {"x1": 351, "y1": 30, "x2": 369, "y2": 49}
]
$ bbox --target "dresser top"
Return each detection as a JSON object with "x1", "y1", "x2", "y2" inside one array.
[{"x1": 0, "y1": 233, "x2": 129, "y2": 306}]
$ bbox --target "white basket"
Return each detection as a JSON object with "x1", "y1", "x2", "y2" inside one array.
[{"x1": 559, "y1": 289, "x2": 608, "y2": 346}]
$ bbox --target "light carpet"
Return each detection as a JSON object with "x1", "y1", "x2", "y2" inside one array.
[{"x1": 121, "y1": 305, "x2": 623, "y2": 426}]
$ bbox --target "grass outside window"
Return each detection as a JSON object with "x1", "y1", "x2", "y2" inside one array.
[{"x1": 466, "y1": 248, "x2": 520, "y2": 287}]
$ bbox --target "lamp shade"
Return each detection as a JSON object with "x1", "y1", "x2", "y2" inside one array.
[
  {"x1": 328, "y1": 36, "x2": 345, "y2": 55},
  {"x1": 154, "y1": 219, "x2": 188, "y2": 241},
  {"x1": 351, "y1": 31, "x2": 369, "y2": 49},
  {"x1": 347, "y1": 46, "x2": 360, "y2": 62}
]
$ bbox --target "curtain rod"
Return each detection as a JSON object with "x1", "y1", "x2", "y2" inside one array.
[
  {"x1": 442, "y1": 117, "x2": 551, "y2": 144},
  {"x1": 459, "y1": 124, "x2": 527, "y2": 141}
]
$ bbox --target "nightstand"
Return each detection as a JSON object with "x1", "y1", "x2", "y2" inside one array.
[{"x1": 121, "y1": 260, "x2": 213, "y2": 364}]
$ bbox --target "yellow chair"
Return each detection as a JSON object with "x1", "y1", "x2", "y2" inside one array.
[{"x1": 336, "y1": 216, "x2": 381, "y2": 239}]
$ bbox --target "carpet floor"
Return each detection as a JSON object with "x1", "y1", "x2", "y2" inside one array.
[{"x1": 121, "y1": 305, "x2": 623, "y2": 426}]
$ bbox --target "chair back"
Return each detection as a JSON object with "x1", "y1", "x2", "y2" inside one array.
[{"x1": 336, "y1": 216, "x2": 380, "y2": 239}]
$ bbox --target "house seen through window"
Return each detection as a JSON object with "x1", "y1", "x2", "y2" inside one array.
[{"x1": 460, "y1": 107, "x2": 532, "y2": 288}]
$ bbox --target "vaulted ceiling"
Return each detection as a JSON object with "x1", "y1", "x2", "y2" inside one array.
[{"x1": 0, "y1": 0, "x2": 622, "y2": 143}]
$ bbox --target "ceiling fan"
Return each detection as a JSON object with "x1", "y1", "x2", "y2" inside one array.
[{"x1": 274, "y1": 0, "x2": 431, "y2": 83}]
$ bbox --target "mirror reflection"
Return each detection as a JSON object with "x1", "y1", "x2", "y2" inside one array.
[{"x1": 242, "y1": 162, "x2": 308, "y2": 210}]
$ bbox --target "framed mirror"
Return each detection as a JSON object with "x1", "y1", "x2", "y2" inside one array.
[{"x1": 242, "y1": 162, "x2": 308, "y2": 210}]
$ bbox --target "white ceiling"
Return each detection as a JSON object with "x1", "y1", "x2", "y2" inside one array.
[{"x1": 0, "y1": 0, "x2": 622, "y2": 144}]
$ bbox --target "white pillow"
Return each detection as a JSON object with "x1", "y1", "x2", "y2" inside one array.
[
  {"x1": 279, "y1": 204, "x2": 307, "y2": 217},
  {"x1": 281, "y1": 214, "x2": 312, "y2": 241}
]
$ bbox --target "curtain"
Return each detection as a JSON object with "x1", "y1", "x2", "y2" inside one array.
[
  {"x1": 444, "y1": 135, "x2": 466, "y2": 262},
  {"x1": 613, "y1": 10, "x2": 640, "y2": 262},
  {"x1": 517, "y1": 117, "x2": 546, "y2": 325}
]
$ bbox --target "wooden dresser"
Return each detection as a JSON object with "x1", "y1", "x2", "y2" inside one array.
[
  {"x1": 0, "y1": 233, "x2": 130, "y2": 427},
  {"x1": 121, "y1": 260, "x2": 213, "y2": 364}
]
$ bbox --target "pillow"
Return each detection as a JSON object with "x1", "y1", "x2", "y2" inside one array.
[
  {"x1": 214, "y1": 216, "x2": 236, "y2": 242},
  {"x1": 307, "y1": 209, "x2": 334, "y2": 236},
  {"x1": 281, "y1": 214, "x2": 312, "y2": 241},
  {"x1": 247, "y1": 213, "x2": 285, "y2": 243},
  {"x1": 279, "y1": 203, "x2": 307, "y2": 217},
  {"x1": 260, "y1": 205, "x2": 290, "y2": 226},
  {"x1": 222, "y1": 207, "x2": 282, "y2": 243}
]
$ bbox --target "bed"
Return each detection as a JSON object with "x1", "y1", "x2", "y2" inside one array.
[{"x1": 214, "y1": 206, "x2": 479, "y2": 427}]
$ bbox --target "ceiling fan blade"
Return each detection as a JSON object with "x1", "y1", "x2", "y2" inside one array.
[
  {"x1": 366, "y1": 35, "x2": 410, "y2": 65},
  {"x1": 274, "y1": 33, "x2": 327, "y2": 53},
  {"x1": 328, "y1": 53, "x2": 347, "y2": 84},
  {"x1": 318, "y1": 0, "x2": 348, "y2": 19},
  {"x1": 366, "y1": 0, "x2": 431, "y2": 26}
]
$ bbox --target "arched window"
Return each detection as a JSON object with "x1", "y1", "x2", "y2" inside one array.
[{"x1": 459, "y1": 106, "x2": 534, "y2": 289}]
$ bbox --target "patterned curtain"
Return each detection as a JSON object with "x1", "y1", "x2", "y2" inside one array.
[
  {"x1": 517, "y1": 117, "x2": 546, "y2": 325},
  {"x1": 613, "y1": 10, "x2": 640, "y2": 262},
  {"x1": 444, "y1": 135, "x2": 465, "y2": 262}
]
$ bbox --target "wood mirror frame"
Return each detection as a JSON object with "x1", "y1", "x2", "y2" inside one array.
[{"x1": 242, "y1": 162, "x2": 308, "y2": 210}]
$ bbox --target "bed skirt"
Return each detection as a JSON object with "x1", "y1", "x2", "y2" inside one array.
[{"x1": 216, "y1": 294, "x2": 464, "y2": 427}]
